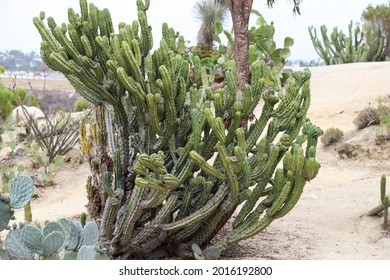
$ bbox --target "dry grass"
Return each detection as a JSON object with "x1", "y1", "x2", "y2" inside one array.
[{"x1": 0, "y1": 77, "x2": 74, "y2": 92}]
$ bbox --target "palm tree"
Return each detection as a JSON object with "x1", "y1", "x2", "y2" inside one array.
[{"x1": 194, "y1": 0, "x2": 229, "y2": 51}]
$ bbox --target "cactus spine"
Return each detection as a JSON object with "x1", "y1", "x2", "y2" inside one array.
[{"x1": 33, "y1": 0, "x2": 322, "y2": 259}]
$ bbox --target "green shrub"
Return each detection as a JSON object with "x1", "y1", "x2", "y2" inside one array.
[
  {"x1": 74, "y1": 99, "x2": 90, "y2": 112},
  {"x1": 321, "y1": 127, "x2": 343, "y2": 146},
  {"x1": 0, "y1": 85, "x2": 40, "y2": 121},
  {"x1": 0, "y1": 85, "x2": 14, "y2": 121}
]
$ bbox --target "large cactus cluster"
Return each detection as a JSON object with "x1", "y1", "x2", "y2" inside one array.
[
  {"x1": 33, "y1": 0, "x2": 322, "y2": 259},
  {"x1": 308, "y1": 20, "x2": 384, "y2": 65}
]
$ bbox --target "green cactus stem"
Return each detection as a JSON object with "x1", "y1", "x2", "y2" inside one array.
[
  {"x1": 33, "y1": 0, "x2": 322, "y2": 259},
  {"x1": 383, "y1": 195, "x2": 389, "y2": 229}
]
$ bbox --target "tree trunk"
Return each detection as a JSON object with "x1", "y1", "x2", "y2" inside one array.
[{"x1": 227, "y1": 0, "x2": 253, "y2": 102}]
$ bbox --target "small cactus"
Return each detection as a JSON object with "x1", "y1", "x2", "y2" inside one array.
[
  {"x1": 383, "y1": 195, "x2": 389, "y2": 229},
  {"x1": 4, "y1": 225, "x2": 35, "y2": 260},
  {"x1": 2, "y1": 217, "x2": 105, "y2": 260},
  {"x1": 0, "y1": 175, "x2": 34, "y2": 232}
]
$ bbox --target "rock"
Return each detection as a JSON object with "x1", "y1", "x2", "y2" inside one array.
[{"x1": 9, "y1": 105, "x2": 45, "y2": 127}]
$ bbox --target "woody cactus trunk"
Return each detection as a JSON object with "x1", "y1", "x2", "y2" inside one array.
[{"x1": 33, "y1": 0, "x2": 322, "y2": 259}]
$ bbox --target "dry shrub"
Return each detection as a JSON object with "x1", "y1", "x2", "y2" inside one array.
[
  {"x1": 321, "y1": 127, "x2": 344, "y2": 146},
  {"x1": 353, "y1": 106, "x2": 380, "y2": 129}
]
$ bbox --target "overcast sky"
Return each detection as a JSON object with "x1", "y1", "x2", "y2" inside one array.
[{"x1": 0, "y1": 0, "x2": 386, "y2": 61}]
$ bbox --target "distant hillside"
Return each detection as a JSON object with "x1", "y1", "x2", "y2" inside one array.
[{"x1": 0, "y1": 50, "x2": 45, "y2": 72}]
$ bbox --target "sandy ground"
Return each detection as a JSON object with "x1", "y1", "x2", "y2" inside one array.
[{"x1": 3, "y1": 61, "x2": 390, "y2": 259}]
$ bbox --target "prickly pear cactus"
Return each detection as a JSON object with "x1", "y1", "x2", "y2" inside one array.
[
  {"x1": 4, "y1": 225, "x2": 35, "y2": 260},
  {"x1": 0, "y1": 175, "x2": 34, "y2": 232},
  {"x1": 2, "y1": 218, "x2": 105, "y2": 260},
  {"x1": 34, "y1": 0, "x2": 323, "y2": 259},
  {"x1": 9, "y1": 175, "x2": 34, "y2": 208}
]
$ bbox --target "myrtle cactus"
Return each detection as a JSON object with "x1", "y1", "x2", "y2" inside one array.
[
  {"x1": 308, "y1": 20, "x2": 384, "y2": 65},
  {"x1": 0, "y1": 175, "x2": 34, "y2": 232},
  {"x1": 33, "y1": 0, "x2": 322, "y2": 259}
]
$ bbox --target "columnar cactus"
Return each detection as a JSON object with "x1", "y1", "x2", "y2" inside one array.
[
  {"x1": 33, "y1": 0, "x2": 322, "y2": 259},
  {"x1": 308, "y1": 20, "x2": 384, "y2": 65}
]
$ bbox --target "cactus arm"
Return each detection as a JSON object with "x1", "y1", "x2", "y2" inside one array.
[
  {"x1": 160, "y1": 184, "x2": 228, "y2": 231},
  {"x1": 130, "y1": 194, "x2": 177, "y2": 247},
  {"x1": 100, "y1": 189, "x2": 123, "y2": 239},
  {"x1": 189, "y1": 151, "x2": 226, "y2": 180},
  {"x1": 33, "y1": 16, "x2": 59, "y2": 51},
  {"x1": 113, "y1": 186, "x2": 144, "y2": 247},
  {"x1": 216, "y1": 143, "x2": 239, "y2": 202}
]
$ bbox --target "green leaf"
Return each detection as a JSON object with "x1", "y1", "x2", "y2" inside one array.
[
  {"x1": 9, "y1": 140, "x2": 16, "y2": 152},
  {"x1": 213, "y1": 34, "x2": 221, "y2": 45},
  {"x1": 17, "y1": 165, "x2": 25, "y2": 174},
  {"x1": 15, "y1": 127, "x2": 26, "y2": 135},
  {"x1": 258, "y1": 25, "x2": 275, "y2": 39},
  {"x1": 279, "y1": 48, "x2": 291, "y2": 59},
  {"x1": 223, "y1": 30, "x2": 234, "y2": 46},
  {"x1": 215, "y1": 21, "x2": 223, "y2": 35},
  {"x1": 200, "y1": 57, "x2": 214, "y2": 67},
  {"x1": 256, "y1": 15, "x2": 266, "y2": 26},
  {"x1": 3, "y1": 123, "x2": 12, "y2": 131},
  {"x1": 284, "y1": 37, "x2": 294, "y2": 48},
  {"x1": 54, "y1": 155, "x2": 64, "y2": 167}
]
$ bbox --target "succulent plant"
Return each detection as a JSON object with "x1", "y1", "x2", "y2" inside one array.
[
  {"x1": 0, "y1": 175, "x2": 34, "y2": 232},
  {"x1": 2, "y1": 217, "x2": 106, "y2": 260},
  {"x1": 309, "y1": 20, "x2": 385, "y2": 65},
  {"x1": 33, "y1": 0, "x2": 322, "y2": 259}
]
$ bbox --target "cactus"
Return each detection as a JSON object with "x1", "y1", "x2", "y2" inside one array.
[
  {"x1": 1, "y1": 217, "x2": 105, "y2": 260},
  {"x1": 0, "y1": 175, "x2": 34, "y2": 232},
  {"x1": 368, "y1": 175, "x2": 390, "y2": 228},
  {"x1": 384, "y1": 195, "x2": 389, "y2": 229},
  {"x1": 309, "y1": 20, "x2": 384, "y2": 65},
  {"x1": 33, "y1": 0, "x2": 322, "y2": 259},
  {"x1": 4, "y1": 224, "x2": 35, "y2": 260}
]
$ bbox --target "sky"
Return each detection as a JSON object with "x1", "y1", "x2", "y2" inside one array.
[{"x1": 0, "y1": 0, "x2": 387, "y2": 61}]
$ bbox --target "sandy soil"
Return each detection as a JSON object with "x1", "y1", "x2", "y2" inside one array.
[{"x1": 3, "y1": 61, "x2": 390, "y2": 259}]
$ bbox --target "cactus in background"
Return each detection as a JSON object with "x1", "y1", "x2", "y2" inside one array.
[
  {"x1": 33, "y1": 0, "x2": 322, "y2": 259},
  {"x1": 383, "y1": 195, "x2": 389, "y2": 229},
  {"x1": 0, "y1": 175, "x2": 34, "y2": 232},
  {"x1": 308, "y1": 20, "x2": 384, "y2": 65},
  {"x1": 367, "y1": 175, "x2": 390, "y2": 231}
]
